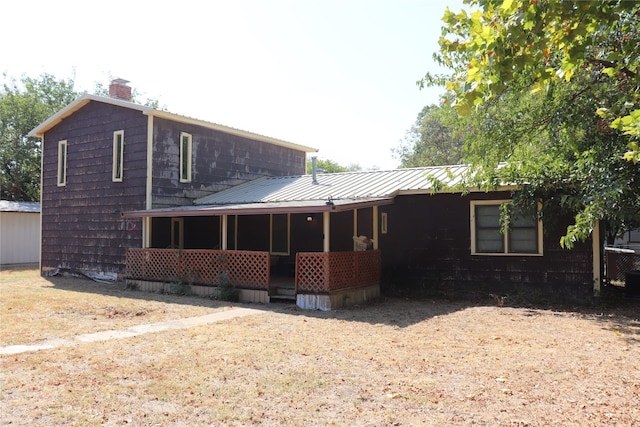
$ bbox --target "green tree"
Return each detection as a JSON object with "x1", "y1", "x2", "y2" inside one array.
[
  {"x1": 1, "y1": 73, "x2": 77, "y2": 201},
  {"x1": 422, "y1": 0, "x2": 640, "y2": 247},
  {"x1": 306, "y1": 158, "x2": 360, "y2": 174},
  {"x1": 394, "y1": 104, "x2": 465, "y2": 167}
]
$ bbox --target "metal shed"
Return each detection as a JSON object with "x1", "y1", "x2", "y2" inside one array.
[{"x1": 0, "y1": 201, "x2": 40, "y2": 266}]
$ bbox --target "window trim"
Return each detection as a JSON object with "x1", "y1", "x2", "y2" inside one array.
[
  {"x1": 112, "y1": 130, "x2": 124, "y2": 182},
  {"x1": 270, "y1": 213, "x2": 290, "y2": 255},
  {"x1": 57, "y1": 140, "x2": 67, "y2": 187},
  {"x1": 470, "y1": 199, "x2": 543, "y2": 256},
  {"x1": 179, "y1": 132, "x2": 192, "y2": 183}
]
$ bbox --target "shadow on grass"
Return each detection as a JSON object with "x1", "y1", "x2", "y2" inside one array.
[{"x1": 17, "y1": 266, "x2": 638, "y2": 331}]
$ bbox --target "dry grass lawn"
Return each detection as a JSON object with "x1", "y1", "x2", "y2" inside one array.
[{"x1": 1, "y1": 267, "x2": 639, "y2": 426}]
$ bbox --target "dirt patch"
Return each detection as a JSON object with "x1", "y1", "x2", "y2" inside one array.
[{"x1": 1, "y1": 269, "x2": 639, "y2": 426}]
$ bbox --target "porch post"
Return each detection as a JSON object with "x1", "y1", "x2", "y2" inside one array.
[
  {"x1": 323, "y1": 211, "x2": 330, "y2": 252},
  {"x1": 353, "y1": 209, "x2": 358, "y2": 250},
  {"x1": 592, "y1": 220, "x2": 601, "y2": 296},
  {"x1": 372, "y1": 206, "x2": 379, "y2": 250},
  {"x1": 221, "y1": 214, "x2": 228, "y2": 250}
]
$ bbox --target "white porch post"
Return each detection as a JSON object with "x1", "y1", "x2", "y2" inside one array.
[
  {"x1": 353, "y1": 209, "x2": 358, "y2": 250},
  {"x1": 221, "y1": 214, "x2": 228, "y2": 250},
  {"x1": 323, "y1": 211, "x2": 330, "y2": 252},
  {"x1": 592, "y1": 220, "x2": 601, "y2": 296},
  {"x1": 143, "y1": 217, "x2": 151, "y2": 248},
  {"x1": 373, "y1": 206, "x2": 379, "y2": 250}
]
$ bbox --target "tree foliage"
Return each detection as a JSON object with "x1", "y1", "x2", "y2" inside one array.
[
  {"x1": 1, "y1": 73, "x2": 77, "y2": 201},
  {"x1": 394, "y1": 104, "x2": 465, "y2": 167},
  {"x1": 422, "y1": 0, "x2": 640, "y2": 247},
  {"x1": 306, "y1": 158, "x2": 361, "y2": 174}
]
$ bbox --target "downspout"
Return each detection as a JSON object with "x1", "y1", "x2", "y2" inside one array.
[{"x1": 592, "y1": 220, "x2": 601, "y2": 297}]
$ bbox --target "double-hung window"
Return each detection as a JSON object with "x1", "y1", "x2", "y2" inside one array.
[
  {"x1": 57, "y1": 140, "x2": 67, "y2": 186},
  {"x1": 470, "y1": 200, "x2": 543, "y2": 256},
  {"x1": 180, "y1": 132, "x2": 192, "y2": 183},
  {"x1": 112, "y1": 130, "x2": 124, "y2": 182}
]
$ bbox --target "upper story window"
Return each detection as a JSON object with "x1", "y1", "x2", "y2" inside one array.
[
  {"x1": 180, "y1": 132, "x2": 192, "y2": 183},
  {"x1": 470, "y1": 200, "x2": 543, "y2": 256},
  {"x1": 57, "y1": 140, "x2": 67, "y2": 186},
  {"x1": 112, "y1": 130, "x2": 124, "y2": 182}
]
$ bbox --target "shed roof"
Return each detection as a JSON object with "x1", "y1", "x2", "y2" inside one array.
[
  {"x1": 28, "y1": 94, "x2": 318, "y2": 154},
  {"x1": 122, "y1": 165, "x2": 475, "y2": 218},
  {"x1": 0, "y1": 200, "x2": 40, "y2": 213},
  {"x1": 194, "y1": 164, "x2": 471, "y2": 205}
]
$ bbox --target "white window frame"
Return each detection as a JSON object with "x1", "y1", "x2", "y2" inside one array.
[
  {"x1": 112, "y1": 130, "x2": 124, "y2": 182},
  {"x1": 179, "y1": 132, "x2": 192, "y2": 183},
  {"x1": 470, "y1": 200, "x2": 543, "y2": 256},
  {"x1": 171, "y1": 217, "x2": 184, "y2": 249},
  {"x1": 57, "y1": 140, "x2": 67, "y2": 186},
  {"x1": 270, "y1": 213, "x2": 290, "y2": 255}
]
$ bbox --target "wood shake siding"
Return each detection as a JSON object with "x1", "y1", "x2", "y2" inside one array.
[
  {"x1": 40, "y1": 102, "x2": 147, "y2": 275},
  {"x1": 379, "y1": 193, "x2": 593, "y2": 300},
  {"x1": 151, "y1": 118, "x2": 306, "y2": 208}
]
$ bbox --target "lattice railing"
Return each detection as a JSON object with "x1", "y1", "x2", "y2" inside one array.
[
  {"x1": 605, "y1": 249, "x2": 640, "y2": 284},
  {"x1": 296, "y1": 250, "x2": 381, "y2": 294},
  {"x1": 126, "y1": 249, "x2": 269, "y2": 290}
]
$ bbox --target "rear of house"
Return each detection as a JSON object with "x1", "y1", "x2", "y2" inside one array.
[{"x1": 29, "y1": 81, "x2": 316, "y2": 280}]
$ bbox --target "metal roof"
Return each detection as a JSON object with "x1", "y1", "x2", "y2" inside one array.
[
  {"x1": 194, "y1": 165, "x2": 471, "y2": 205},
  {"x1": 29, "y1": 94, "x2": 318, "y2": 154},
  {"x1": 0, "y1": 200, "x2": 40, "y2": 213},
  {"x1": 122, "y1": 165, "x2": 477, "y2": 218}
]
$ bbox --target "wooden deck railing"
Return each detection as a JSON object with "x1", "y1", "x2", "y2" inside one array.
[
  {"x1": 295, "y1": 250, "x2": 381, "y2": 294},
  {"x1": 126, "y1": 249, "x2": 270, "y2": 290}
]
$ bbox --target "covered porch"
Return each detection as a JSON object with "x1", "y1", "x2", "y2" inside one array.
[{"x1": 123, "y1": 197, "x2": 389, "y2": 310}]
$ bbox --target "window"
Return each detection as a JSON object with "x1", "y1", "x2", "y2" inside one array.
[
  {"x1": 112, "y1": 130, "x2": 124, "y2": 182},
  {"x1": 381, "y1": 212, "x2": 388, "y2": 234},
  {"x1": 470, "y1": 200, "x2": 542, "y2": 256},
  {"x1": 180, "y1": 132, "x2": 192, "y2": 183},
  {"x1": 57, "y1": 140, "x2": 67, "y2": 186},
  {"x1": 270, "y1": 214, "x2": 290, "y2": 255}
]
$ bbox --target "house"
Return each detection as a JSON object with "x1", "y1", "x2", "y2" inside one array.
[
  {"x1": 122, "y1": 164, "x2": 599, "y2": 309},
  {"x1": 30, "y1": 80, "x2": 600, "y2": 309},
  {"x1": 28, "y1": 80, "x2": 317, "y2": 280},
  {"x1": 0, "y1": 200, "x2": 40, "y2": 266}
]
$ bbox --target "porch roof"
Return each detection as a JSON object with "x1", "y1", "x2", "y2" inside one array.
[
  {"x1": 122, "y1": 197, "x2": 393, "y2": 218},
  {"x1": 123, "y1": 165, "x2": 477, "y2": 218}
]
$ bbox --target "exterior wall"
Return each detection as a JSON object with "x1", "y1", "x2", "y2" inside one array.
[
  {"x1": 379, "y1": 193, "x2": 594, "y2": 302},
  {"x1": 0, "y1": 212, "x2": 40, "y2": 265},
  {"x1": 40, "y1": 102, "x2": 147, "y2": 276},
  {"x1": 151, "y1": 118, "x2": 306, "y2": 208}
]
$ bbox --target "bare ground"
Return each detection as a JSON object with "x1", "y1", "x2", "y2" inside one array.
[{"x1": 1, "y1": 267, "x2": 639, "y2": 426}]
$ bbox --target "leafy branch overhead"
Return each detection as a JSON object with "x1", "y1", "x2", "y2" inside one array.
[
  {"x1": 423, "y1": 0, "x2": 640, "y2": 163},
  {"x1": 420, "y1": 0, "x2": 640, "y2": 247}
]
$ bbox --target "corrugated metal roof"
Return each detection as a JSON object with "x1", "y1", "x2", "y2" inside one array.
[
  {"x1": 194, "y1": 165, "x2": 471, "y2": 205},
  {"x1": 122, "y1": 198, "x2": 394, "y2": 218},
  {"x1": 0, "y1": 200, "x2": 40, "y2": 213}
]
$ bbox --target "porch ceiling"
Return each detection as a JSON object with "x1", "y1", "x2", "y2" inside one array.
[{"x1": 122, "y1": 197, "x2": 393, "y2": 218}]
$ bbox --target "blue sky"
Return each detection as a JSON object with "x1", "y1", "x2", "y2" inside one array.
[{"x1": 2, "y1": 0, "x2": 465, "y2": 170}]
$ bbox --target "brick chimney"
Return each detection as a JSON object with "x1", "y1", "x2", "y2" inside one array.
[{"x1": 109, "y1": 78, "x2": 132, "y2": 101}]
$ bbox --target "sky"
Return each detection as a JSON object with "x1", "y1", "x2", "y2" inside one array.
[{"x1": 2, "y1": 0, "x2": 465, "y2": 171}]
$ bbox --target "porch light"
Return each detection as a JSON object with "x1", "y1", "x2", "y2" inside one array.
[{"x1": 306, "y1": 215, "x2": 314, "y2": 222}]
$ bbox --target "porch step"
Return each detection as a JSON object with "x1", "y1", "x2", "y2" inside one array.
[
  {"x1": 275, "y1": 286, "x2": 296, "y2": 296},
  {"x1": 270, "y1": 294, "x2": 296, "y2": 302}
]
